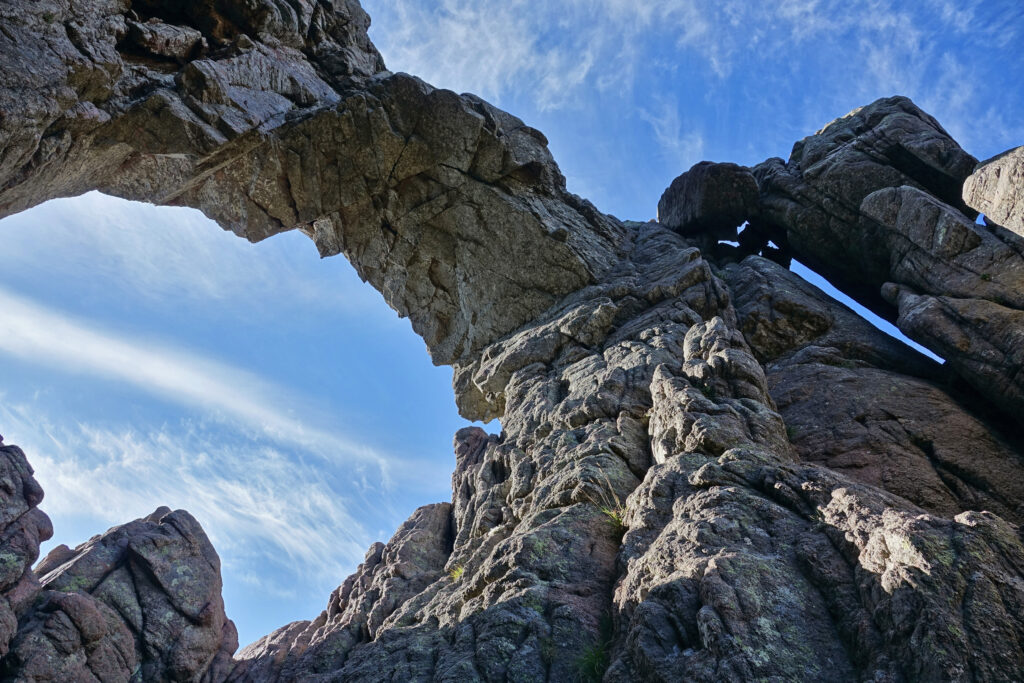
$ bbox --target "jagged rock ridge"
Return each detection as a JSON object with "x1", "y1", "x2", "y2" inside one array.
[{"x1": 1, "y1": 1, "x2": 1023, "y2": 681}]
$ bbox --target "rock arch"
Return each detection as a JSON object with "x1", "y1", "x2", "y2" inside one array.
[{"x1": 1, "y1": 1, "x2": 1024, "y2": 681}]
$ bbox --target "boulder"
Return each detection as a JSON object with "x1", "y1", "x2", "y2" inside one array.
[
  {"x1": 0, "y1": 445, "x2": 52, "y2": 658},
  {"x1": 657, "y1": 161, "x2": 759, "y2": 239},
  {"x1": 4, "y1": 507, "x2": 237, "y2": 682},
  {"x1": 754, "y1": 96, "x2": 1024, "y2": 418}
]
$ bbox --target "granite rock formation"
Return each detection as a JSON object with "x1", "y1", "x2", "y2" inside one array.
[
  {"x1": 964, "y1": 146, "x2": 1024, "y2": 236},
  {"x1": 656, "y1": 161, "x2": 759, "y2": 240},
  {"x1": 1, "y1": 1, "x2": 1024, "y2": 681},
  {"x1": 753, "y1": 97, "x2": 1024, "y2": 418},
  {"x1": 0, "y1": 0, "x2": 624, "y2": 365},
  {"x1": 5, "y1": 507, "x2": 236, "y2": 682},
  {"x1": 0, "y1": 446, "x2": 52, "y2": 659}
]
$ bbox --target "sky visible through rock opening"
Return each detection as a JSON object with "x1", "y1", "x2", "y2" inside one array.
[{"x1": 0, "y1": 0, "x2": 1020, "y2": 647}]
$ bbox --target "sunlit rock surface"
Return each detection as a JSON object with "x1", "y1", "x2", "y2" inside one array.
[
  {"x1": 964, "y1": 146, "x2": 1024, "y2": 236},
  {"x1": 1, "y1": 1, "x2": 1024, "y2": 681}
]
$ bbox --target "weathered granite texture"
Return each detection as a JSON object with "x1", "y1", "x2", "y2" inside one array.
[
  {"x1": 657, "y1": 161, "x2": 759, "y2": 239},
  {"x1": 4, "y1": 507, "x2": 236, "y2": 682},
  {"x1": 964, "y1": 146, "x2": 1024, "y2": 235},
  {"x1": 1, "y1": 1, "x2": 1024, "y2": 681},
  {"x1": 754, "y1": 96, "x2": 1024, "y2": 419},
  {"x1": 0, "y1": 446, "x2": 52, "y2": 659},
  {"x1": 726, "y1": 256, "x2": 1024, "y2": 527},
  {"x1": 0, "y1": 0, "x2": 626, "y2": 365}
]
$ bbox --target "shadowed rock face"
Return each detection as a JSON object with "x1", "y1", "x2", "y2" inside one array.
[
  {"x1": 752, "y1": 97, "x2": 1024, "y2": 419},
  {"x1": 2, "y1": 2, "x2": 1024, "y2": 682},
  {"x1": 657, "y1": 161, "x2": 759, "y2": 240},
  {"x1": 4, "y1": 507, "x2": 236, "y2": 683},
  {"x1": 0, "y1": 446, "x2": 52, "y2": 659}
]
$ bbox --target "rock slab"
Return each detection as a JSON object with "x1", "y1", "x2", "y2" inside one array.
[
  {"x1": 657, "y1": 161, "x2": 759, "y2": 239},
  {"x1": 963, "y1": 145, "x2": 1024, "y2": 235}
]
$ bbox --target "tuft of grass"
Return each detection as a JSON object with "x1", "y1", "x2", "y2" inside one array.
[
  {"x1": 575, "y1": 643, "x2": 608, "y2": 682},
  {"x1": 575, "y1": 611, "x2": 615, "y2": 682},
  {"x1": 981, "y1": 273, "x2": 992, "y2": 281},
  {"x1": 449, "y1": 565, "x2": 465, "y2": 582},
  {"x1": 599, "y1": 505, "x2": 626, "y2": 534},
  {"x1": 583, "y1": 470, "x2": 628, "y2": 538},
  {"x1": 539, "y1": 637, "x2": 555, "y2": 666},
  {"x1": 42, "y1": 11, "x2": 56, "y2": 23}
]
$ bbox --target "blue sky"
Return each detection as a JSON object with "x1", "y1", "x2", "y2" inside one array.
[{"x1": 0, "y1": 0, "x2": 1020, "y2": 647}]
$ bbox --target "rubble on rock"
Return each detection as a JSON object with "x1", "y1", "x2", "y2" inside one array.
[{"x1": 1, "y1": 1, "x2": 1022, "y2": 681}]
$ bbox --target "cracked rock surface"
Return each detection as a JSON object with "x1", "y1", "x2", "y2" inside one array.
[
  {"x1": 964, "y1": 146, "x2": 1024, "y2": 235},
  {"x1": 0, "y1": 0, "x2": 625, "y2": 365},
  {"x1": 4, "y1": 507, "x2": 236, "y2": 682},
  {"x1": 1, "y1": 1, "x2": 1024, "y2": 681},
  {"x1": 0, "y1": 445, "x2": 52, "y2": 660}
]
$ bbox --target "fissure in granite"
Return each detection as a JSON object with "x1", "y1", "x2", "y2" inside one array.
[{"x1": 1, "y1": 1, "x2": 1023, "y2": 681}]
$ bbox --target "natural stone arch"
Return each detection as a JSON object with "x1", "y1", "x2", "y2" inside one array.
[
  {"x1": 0, "y1": 0, "x2": 626, "y2": 370},
  {"x1": 2, "y1": 1, "x2": 1024, "y2": 682}
]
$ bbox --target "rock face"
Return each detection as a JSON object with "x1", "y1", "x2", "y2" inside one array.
[
  {"x1": 1, "y1": 2, "x2": 1024, "y2": 682},
  {"x1": 964, "y1": 146, "x2": 1024, "y2": 235},
  {"x1": 4, "y1": 507, "x2": 236, "y2": 682},
  {"x1": 0, "y1": 0, "x2": 625, "y2": 365},
  {"x1": 754, "y1": 96, "x2": 1024, "y2": 419},
  {"x1": 229, "y1": 502, "x2": 452, "y2": 681},
  {"x1": 0, "y1": 446, "x2": 52, "y2": 659}
]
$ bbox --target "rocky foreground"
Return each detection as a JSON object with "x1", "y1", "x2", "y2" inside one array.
[{"x1": 1, "y1": 1, "x2": 1024, "y2": 681}]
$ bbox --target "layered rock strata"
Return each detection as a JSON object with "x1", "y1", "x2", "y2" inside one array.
[{"x1": 1, "y1": 1, "x2": 1024, "y2": 681}]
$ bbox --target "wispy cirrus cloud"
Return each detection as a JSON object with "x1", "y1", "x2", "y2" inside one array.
[
  {"x1": 639, "y1": 97, "x2": 705, "y2": 172},
  {"x1": 0, "y1": 192, "x2": 390, "y2": 315},
  {"x1": 0, "y1": 404, "x2": 370, "y2": 586},
  {"x1": 0, "y1": 285, "x2": 394, "y2": 474},
  {"x1": 369, "y1": 0, "x2": 600, "y2": 110},
  {"x1": 0, "y1": 280, "x2": 454, "y2": 644},
  {"x1": 365, "y1": 0, "x2": 1023, "y2": 161},
  {"x1": 0, "y1": 215, "x2": 457, "y2": 645}
]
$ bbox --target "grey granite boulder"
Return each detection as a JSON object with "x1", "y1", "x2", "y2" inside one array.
[
  {"x1": 3, "y1": 507, "x2": 236, "y2": 682},
  {"x1": 657, "y1": 161, "x2": 759, "y2": 239},
  {"x1": 753, "y1": 95, "x2": 979, "y2": 315},
  {"x1": 0, "y1": 446, "x2": 52, "y2": 659},
  {"x1": 754, "y1": 96, "x2": 1024, "y2": 418}
]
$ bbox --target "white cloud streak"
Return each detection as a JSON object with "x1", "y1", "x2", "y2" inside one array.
[
  {"x1": 0, "y1": 403, "x2": 371, "y2": 588},
  {"x1": 0, "y1": 192, "x2": 389, "y2": 315},
  {"x1": 0, "y1": 285, "x2": 393, "y2": 475},
  {"x1": 640, "y1": 97, "x2": 705, "y2": 171},
  {"x1": 365, "y1": 0, "x2": 1023, "y2": 156}
]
